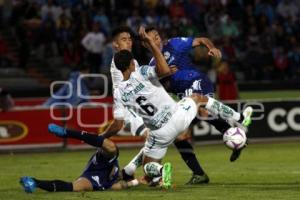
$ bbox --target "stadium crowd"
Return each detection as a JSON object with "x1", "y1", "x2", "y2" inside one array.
[{"x1": 1, "y1": 0, "x2": 300, "y2": 81}]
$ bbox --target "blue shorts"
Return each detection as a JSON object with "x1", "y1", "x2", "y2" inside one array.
[{"x1": 80, "y1": 149, "x2": 119, "y2": 191}]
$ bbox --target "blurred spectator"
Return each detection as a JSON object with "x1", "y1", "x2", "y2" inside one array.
[
  {"x1": 216, "y1": 61, "x2": 239, "y2": 101},
  {"x1": 126, "y1": 9, "x2": 144, "y2": 34},
  {"x1": 254, "y1": 0, "x2": 275, "y2": 24},
  {"x1": 204, "y1": 4, "x2": 221, "y2": 39},
  {"x1": 43, "y1": 64, "x2": 90, "y2": 107},
  {"x1": 81, "y1": 22, "x2": 106, "y2": 73},
  {"x1": 179, "y1": 18, "x2": 199, "y2": 37},
  {"x1": 39, "y1": 13, "x2": 57, "y2": 57},
  {"x1": 288, "y1": 44, "x2": 300, "y2": 79},
  {"x1": 0, "y1": 0, "x2": 3, "y2": 26},
  {"x1": 41, "y1": 0, "x2": 62, "y2": 21},
  {"x1": 220, "y1": 15, "x2": 239, "y2": 38},
  {"x1": 56, "y1": 12, "x2": 73, "y2": 54},
  {"x1": 93, "y1": 8, "x2": 111, "y2": 35},
  {"x1": 101, "y1": 40, "x2": 114, "y2": 73},
  {"x1": 0, "y1": 88, "x2": 14, "y2": 112},
  {"x1": 169, "y1": 0, "x2": 185, "y2": 19},
  {"x1": 144, "y1": 9, "x2": 160, "y2": 26},
  {"x1": 276, "y1": 0, "x2": 299, "y2": 22},
  {"x1": 63, "y1": 43, "x2": 82, "y2": 68},
  {"x1": 221, "y1": 37, "x2": 236, "y2": 65},
  {"x1": 2, "y1": 0, "x2": 299, "y2": 82},
  {"x1": 273, "y1": 46, "x2": 289, "y2": 79},
  {"x1": 0, "y1": 34, "x2": 8, "y2": 67}
]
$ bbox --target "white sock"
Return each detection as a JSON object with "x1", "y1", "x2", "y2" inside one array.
[
  {"x1": 144, "y1": 162, "x2": 163, "y2": 178},
  {"x1": 205, "y1": 97, "x2": 241, "y2": 122},
  {"x1": 124, "y1": 148, "x2": 144, "y2": 176}
]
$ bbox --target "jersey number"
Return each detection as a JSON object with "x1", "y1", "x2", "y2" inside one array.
[{"x1": 136, "y1": 96, "x2": 157, "y2": 116}]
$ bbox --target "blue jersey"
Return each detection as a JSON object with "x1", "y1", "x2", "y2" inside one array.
[
  {"x1": 149, "y1": 37, "x2": 214, "y2": 96},
  {"x1": 80, "y1": 149, "x2": 119, "y2": 191}
]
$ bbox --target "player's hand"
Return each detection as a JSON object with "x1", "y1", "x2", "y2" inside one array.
[
  {"x1": 208, "y1": 48, "x2": 222, "y2": 59},
  {"x1": 139, "y1": 26, "x2": 154, "y2": 48},
  {"x1": 169, "y1": 65, "x2": 178, "y2": 75}
]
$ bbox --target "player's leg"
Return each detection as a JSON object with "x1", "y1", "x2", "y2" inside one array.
[
  {"x1": 72, "y1": 177, "x2": 93, "y2": 192},
  {"x1": 20, "y1": 176, "x2": 74, "y2": 193},
  {"x1": 121, "y1": 109, "x2": 148, "y2": 180},
  {"x1": 122, "y1": 148, "x2": 144, "y2": 181},
  {"x1": 174, "y1": 132, "x2": 209, "y2": 184},
  {"x1": 142, "y1": 153, "x2": 172, "y2": 189},
  {"x1": 189, "y1": 94, "x2": 252, "y2": 128},
  {"x1": 188, "y1": 79, "x2": 232, "y2": 134},
  {"x1": 48, "y1": 123, "x2": 117, "y2": 156}
]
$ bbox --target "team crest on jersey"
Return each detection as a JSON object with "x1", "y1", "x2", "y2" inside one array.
[
  {"x1": 164, "y1": 51, "x2": 170, "y2": 60},
  {"x1": 180, "y1": 37, "x2": 188, "y2": 41}
]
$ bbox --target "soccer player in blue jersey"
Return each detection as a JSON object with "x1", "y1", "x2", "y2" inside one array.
[
  {"x1": 144, "y1": 26, "x2": 248, "y2": 163},
  {"x1": 20, "y1": 124, "x2": 141, "y2": 193}
]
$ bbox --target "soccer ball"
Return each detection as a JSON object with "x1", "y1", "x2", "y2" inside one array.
[{"x1": 223, "y1": 127, "x2": 247, "y2": 150}]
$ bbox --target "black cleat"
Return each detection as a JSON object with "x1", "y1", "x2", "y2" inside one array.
[
  {"x1": 121, "y1": 169, "x2": 135, "y2": 181},
  {"x1": 185, "y1": 173, "x2": 209, "y2": 185},
  {"x1": 230, "y1": 140, "x2": 248, "y2": 162},
  {"x1": 230, "y1": 148, "x2": 242, "y2": 162}
]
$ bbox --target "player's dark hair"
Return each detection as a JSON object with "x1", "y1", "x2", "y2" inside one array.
[
  {"x1": 114, "y1": 50, "x2": 134, "y2": 72},
  {"x1": 112, "y1": 26, "x2": 133, "y2": 40},
  {"x1": 145, "y1": 26, "x2": 157, "y2": 33}
]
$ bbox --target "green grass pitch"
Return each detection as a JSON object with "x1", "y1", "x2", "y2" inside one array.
[
  {"x1": 239, "y1": 90, "x2": 300, "y2": 100},
  {"x1": 1, "y1": 142, "x2": 300, "y2": 200}
]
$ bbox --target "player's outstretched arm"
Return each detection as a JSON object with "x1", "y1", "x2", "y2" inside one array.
[
  {"x1": 111, "y1": 179, "x2": 139, "y2": 190},
  {"x1": 139, "y1": 26, "x2": 171, "y2": 77},
  {"x1": 192, "y1": 37, "x2": 222, "y2": 59},
  {"x1": 100, "y1": 119, "x2": 124, "y2": 138}
]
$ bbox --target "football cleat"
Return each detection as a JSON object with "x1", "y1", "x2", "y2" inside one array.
[
  {"x1": 48, "y1": 123, "x2": 66, "y2": 137},
  {"x1": 162, "y1": 162, "x2": 172, "y2": 189},
  {"x1": 230, "y1": 139, "x2": 248, "y2": 162},
  {"x1": 185, "y1": 173, "x2": 209, "y2": 185},
  {"x1": 242, "y1": 106, "x2": 253, "y2": 128},
  {"x1": 149, "y1": 176, "x2": 162, "y2": 187},
  {"x1": 20, "y1": 176, "x2": 37, "y2": 193}
]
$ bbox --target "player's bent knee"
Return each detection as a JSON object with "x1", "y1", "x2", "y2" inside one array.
[
  {"x1": 103, "y1": 139, "x2": 117, "y2": 154},
  {"x1": 72, "y1": 177, "x2": 93, "y2": 192}
]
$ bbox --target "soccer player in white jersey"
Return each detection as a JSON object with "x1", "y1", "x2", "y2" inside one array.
[
  {"x1": 109, "y1": 27, "x2": 146, "y2": 136},
  {"x1": 112, "y1": 27, "x2": 253, "y2": 188},
  {"x1": 108, "y1": 27, "x2": 211, "y2": 184}
]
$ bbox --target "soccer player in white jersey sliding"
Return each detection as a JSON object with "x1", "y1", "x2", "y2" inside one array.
[
  {"x1": 107, "y1": 26, "x2": 212, "y2": 184},
  {"x1": 112, "y1": 27, "x2": 253, "y2": 188}
]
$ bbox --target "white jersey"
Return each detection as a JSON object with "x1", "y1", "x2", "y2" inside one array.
[
  {"x1": 113, "y1": 65, "x2": 177, "y2": 130},
  {"x1": 111, "y1": 59, "x2": 139, "y2": 89}
]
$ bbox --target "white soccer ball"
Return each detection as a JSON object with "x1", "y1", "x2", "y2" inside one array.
[{"x1": 223, "y1": 127, "x2": 247, "y2": 150}]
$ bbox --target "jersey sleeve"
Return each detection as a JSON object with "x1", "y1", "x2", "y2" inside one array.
[
  {"x1": 113, "y1": 90, "x2": 125, "y2": 120},
  {"x1": 169, "y1": 37, "x2": 194, "y2": 53},
  {"x1": 138, "y1": 65, "x2": 157, "y2": 79}
]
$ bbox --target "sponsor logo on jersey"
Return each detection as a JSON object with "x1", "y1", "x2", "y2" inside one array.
[
  {"x1": 0, "y1": 121, "x2": 28, "y2": 143},
  {"x1": 164, "y1": 51, "x2": 170, "y2": 60},
  {"x1": 121, "y1": 83, "x2": 145, "y2": 102}
]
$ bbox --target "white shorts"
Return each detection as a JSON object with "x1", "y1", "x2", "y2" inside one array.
[{"x1": 143, "y1": 97, "x2": 197, "y2": 160}]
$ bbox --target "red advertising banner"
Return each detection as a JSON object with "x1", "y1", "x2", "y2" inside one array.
[
  {"x1": 0, "y1": 108, "x2": 64, "y2": 149},
  {"x1": 0, "y1": 98, "x2": 144, "y2": 150}
]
